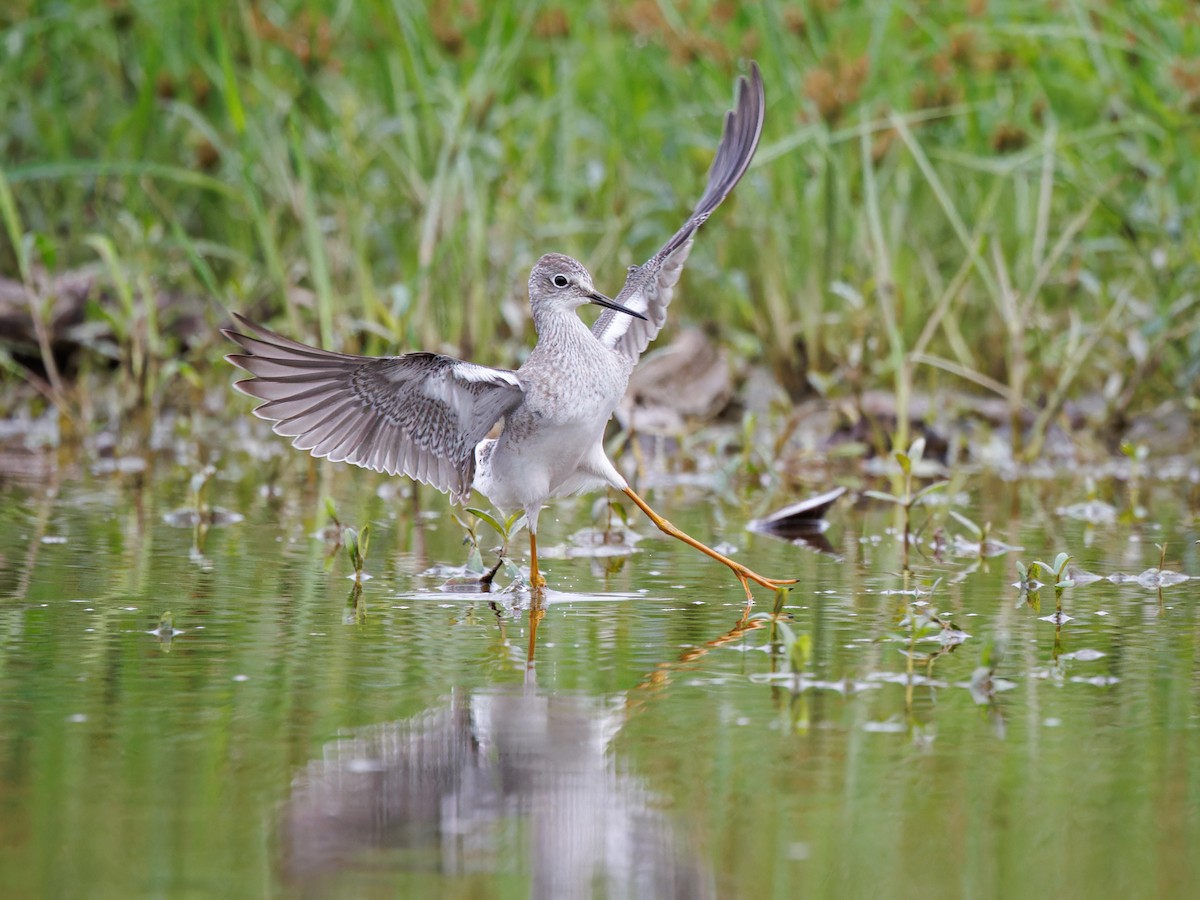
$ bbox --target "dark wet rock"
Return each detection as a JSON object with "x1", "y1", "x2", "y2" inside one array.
[
  {"x1": 747, "y1": 488, "x2": 845, "y2": 555},
  {"x1": 0, "y1": 267, "x2": 100, "y2": 374},
  {"x1": 822, "y1": 391, "x2": 953, "y2": 463},
  {"x1": 0, "y1": 411, "x2": 64, "y2": 481},
  {"x1": 748, "y1": 487, "x2": 846, "y2": 535},
  {"x1": 1120, "y1": 400, "x2": 1199, "y2": 457},
  {"x1": 438, "y1": 556, "x2": 505, "y2": 591},
  {"x1": 0, "y1": 266, "x2": 208, "y2": 377}
]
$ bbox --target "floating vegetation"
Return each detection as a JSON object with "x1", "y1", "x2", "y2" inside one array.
[
  {"x1": 941, "y1": 510, "x2": 1021, "y2": 558},
  {"x1": 161, "y1": 507, "x2": 244, "y2": 528},
  {"x1": 162, "y1": 466, "x2": 243, "y2": 527},
  {"x1": 147, "y1": 611, "x2": 181, "y2": 652},
  {"x1": 1056, "y1": 499, "x2": 1118, "y2": 525},
  {"x1": 1015, "y1": 552, "x2": 1071, "y2": 614},
  {"x1": 1016, "y1": 543, "x2": 1195, "y2": 614},
  {"x1": 147, "y1": 611, "x2": 181, "y2": 638},
  {"x1": 445, "y1": 507, "x2": 526, "y2": 590}
]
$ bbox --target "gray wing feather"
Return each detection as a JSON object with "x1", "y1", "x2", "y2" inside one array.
[
  {"x1": 223, "y1": 314, "x2": 524, "y2": 503},
  {"x1": 593, "y1": 62, "x2": 765, "y2": 363}
]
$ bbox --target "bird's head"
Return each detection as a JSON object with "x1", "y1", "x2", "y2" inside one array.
[{"x1": 528, "y1": 253, "x2": 646, "y2": 320}]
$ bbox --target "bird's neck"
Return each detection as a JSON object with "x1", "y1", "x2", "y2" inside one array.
[{"x1": 531, "y1": 305, "x2": 594, "y2": 346}]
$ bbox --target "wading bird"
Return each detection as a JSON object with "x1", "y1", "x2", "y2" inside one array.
[{"x1": 224, "y1": 63, "x2": 793, "y2": 598}]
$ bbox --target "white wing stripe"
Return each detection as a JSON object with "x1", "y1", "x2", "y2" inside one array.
[{"x1": 452, "y1": 362, "x2": 522, "y2": 387}]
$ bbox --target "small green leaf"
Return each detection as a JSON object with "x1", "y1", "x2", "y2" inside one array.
[
  {"x1": 466, "y1": 507, "x2": 506, "y2": 538},
  {"x1": 506, "y1": 511, "x2": 528, "y2": 538},
  {"x1": 913, "y1": 480, "x2": 950, "y2": 502},
  {"x1": 908, "y1": 437, "x2": 927, "y2": 465},
  {"x1": 609, "y1": 500, "x2": 629, "y2": 526},
  {"x1": 0, "y1": 167, "x2": 30, "y2": 282},
  {"x1": 175, "y1": 360, "x2": 203, "y2": 389},
  {"x1": 358, "y1": 524, "x2": 370, "y2": 564},
  {"x1": 33, "y1": 232, "x2": 56, "y2": 269},
  {"x1": 895, "y1": 452, "x2": 912, "y2": 476},
  {"x1": 863, "y1": 489, "x2": 901, "y2": 504}
]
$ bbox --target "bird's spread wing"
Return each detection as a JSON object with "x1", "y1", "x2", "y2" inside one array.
[
  {"x1": 223, "y1": 314, "x2": 524, "y2": 503},
  {"x1": 593, "y1": 62, "x2": 765, "y2": 364}
]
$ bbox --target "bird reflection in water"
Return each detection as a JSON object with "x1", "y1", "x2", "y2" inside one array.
[{"x1": 280, "y1": 597, "x2": 717, "y2": 899}]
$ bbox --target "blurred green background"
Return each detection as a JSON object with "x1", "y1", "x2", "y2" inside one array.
[{"x1": 1, "y1": 0, "x2": 1197, "y2": 455}]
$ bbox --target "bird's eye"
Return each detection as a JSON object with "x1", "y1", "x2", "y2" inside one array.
[{"x1": 551, "y1": 274, "x2": 570, "y2": 288}]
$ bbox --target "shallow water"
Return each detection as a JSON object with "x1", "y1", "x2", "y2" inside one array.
[{"x1": 1, "y1": 456, "x2": 1198, "y2": 899}]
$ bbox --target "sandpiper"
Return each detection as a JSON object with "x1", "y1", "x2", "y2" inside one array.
[{"x1": 225, "y1": 63, "x2": 793, "y2": 598}]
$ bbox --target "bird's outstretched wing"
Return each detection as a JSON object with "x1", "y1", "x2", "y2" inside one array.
[
  {"x1": 223, "y1": 314, "x2": 524, "y2": 503},
  {"x1": 593, "y1": 62, "x2": 765, "y2": 364}
]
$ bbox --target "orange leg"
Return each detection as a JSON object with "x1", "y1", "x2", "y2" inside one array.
[
  {"x1": 623, "y1": 487, "x2": 797, "y2": 601},
  {"x1": 528, "y1": 531, "x2": 547, "y2": 590}
]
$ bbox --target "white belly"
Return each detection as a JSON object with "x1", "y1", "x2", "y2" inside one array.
[
  {"x1": 473, "y1": 311, "x2": 631, "y2": 515},
  {"x1": 473, "y1": 418, "x2": 612, "y2": 514}
]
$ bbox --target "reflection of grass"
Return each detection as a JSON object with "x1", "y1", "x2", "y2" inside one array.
[{"x1": 1, "y1": 2, "x2": 1196, "y2": 439}]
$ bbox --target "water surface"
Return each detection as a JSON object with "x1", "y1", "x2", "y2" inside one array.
[{"x1": 1, "y1": 455, "x2": 1198, "y2": 899}]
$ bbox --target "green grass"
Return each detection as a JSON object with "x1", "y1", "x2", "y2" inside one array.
[{"x1": 1, "y1": 0, "x2": 1197, "y2": 455}]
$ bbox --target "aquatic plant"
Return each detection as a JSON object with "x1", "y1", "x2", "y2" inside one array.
[
  {"x1": 344, "y1": 523, "x2": 371, "y2": 583},
  {"x1": 863, "y1": 437, "x2": 948, "y2": 570},
  {"x1": 448, "y1": 506, "x2": 525, "y2": 588},
  {"x1": 748, "y1": 587, "x2": 812, "y2": 677},
  {"x1": 1016, "y1": 551, "x2": 1072, "y2": 620}
]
